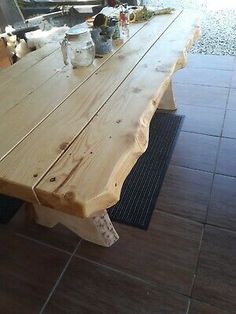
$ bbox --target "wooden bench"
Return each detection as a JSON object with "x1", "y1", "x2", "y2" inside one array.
[{"x1": 0, "y1": 10, "x2": 200, "y2": 246}]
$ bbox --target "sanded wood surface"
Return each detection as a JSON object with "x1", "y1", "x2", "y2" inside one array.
[
  {"x1": 0, "y1": 11, "x2": 181, "y2": 203},
  {"x1": 0, "y1": 10, "x2": 199, "y2": 218},
  {"x1": 0, "y1": 43, "x2": 59, "y2": 86},
  {"x1": 37, "y1": 10, "x2": 200, "y2": 217},
  {"x1": 0, "y1": 22, "x2": 153, "y2": 161}
]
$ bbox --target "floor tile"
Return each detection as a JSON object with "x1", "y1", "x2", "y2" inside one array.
[
  {"x1": 227, "y1": 88, "x2": 236, "y2": 110},
  {"x1": 187, "y1": 54, "x2": 235, "y2": 71},
  {"x1": 77, "y1": 211, "x2": 202, "y2": 295},
  {"x1": 192, "y1": 225, "x2": 236, "y2": 313},
  {"x1": 156, "y1": 165, "x2": 213, "y2": 222},
  {"x1": 222, "y1": 110, "x2": 236, "y2": 138},
  {"x1": 176, "y1": 105, "x2": 225, "y2": 136},
  {"x1": 231, "y1": 71, "x2": 236, "y2": 88},
  {"x1": 171, "y1": 132, "x2": 219, "y2": 172},
  {"x1": 216, "y1": 138, "x2": 236, "y2": 177},
  {"x1": 189, "y1": 299, "x2": 229, "y2": 314},
  {"x1": 4, "y1": 206, "x2": 80, "y2": 253},
  {"x1": 44, "y1": 256, "x2": 189, "y2": 314},
  {"x1": 173, "y1": 83, "x2": 228, "y2": 109},
  {"x1": 173, "y1": 68, "x2": 232, "y2": 87},
  {"x1": 0, "y1": 229, "x2": 68, "y2": 314},
  {"x1": 207, "y1": 175, "x2": 236, "y2": 231}
]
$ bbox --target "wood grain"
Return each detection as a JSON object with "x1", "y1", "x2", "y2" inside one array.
[
  {"x1": 0, "y1": 21, "x2": 152, "y2": 160},
  {"x1": 0, "y1": 43, "x2": 59, "y2": 86},
  {"x1": 0, "y1": 12, "x2": 182, "y2": 206},
  {"x1": 36, "y1": 11, "x2": 200, "y2": 217}
]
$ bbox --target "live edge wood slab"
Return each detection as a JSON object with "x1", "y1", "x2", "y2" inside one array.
[{"x1": 0, "y1": 10, "x2": 200, "y2": 246}]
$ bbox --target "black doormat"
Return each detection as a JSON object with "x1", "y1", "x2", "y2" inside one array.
[{"x1": 108, "y1": 112, "x2": 184, "y2": 230}]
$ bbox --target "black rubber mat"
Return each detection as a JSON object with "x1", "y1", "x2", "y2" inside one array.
[{"x1": 108, "y1": 112, "x2": 184, "y2": 229}]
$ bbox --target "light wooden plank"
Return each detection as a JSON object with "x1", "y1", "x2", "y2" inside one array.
[
  {"x1": 0, "y1": 47, "x2": 65, "y2": 116},
  {"x1": 0, "y1": 43, "x2": 59, "y2": 86},
  {"x1": 0, "y1": 22, "x2": 147, "y2": 160},
  {"x1": 35, "y1": 11, "x2": 200, "y2": 217},
  {"x1": 0, "y1": 12, "x2": 181, "y2": 204}
]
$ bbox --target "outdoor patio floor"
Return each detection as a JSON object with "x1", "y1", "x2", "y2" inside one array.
[{"x1": 1, "y1": 53, "x2": 236, "y2": 313}]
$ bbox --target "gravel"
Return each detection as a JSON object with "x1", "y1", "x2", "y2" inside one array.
[{"x1": 144, "y1": 0, "x2": 236, "y2": 56}]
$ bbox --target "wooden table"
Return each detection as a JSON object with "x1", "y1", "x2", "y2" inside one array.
[{"x1": 0, "y1": 10, "x2": 199, "y2": 246}]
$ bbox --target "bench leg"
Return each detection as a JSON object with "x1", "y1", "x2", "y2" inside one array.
[
  {"x1": 158, "y1": 80, "x2": 176, "y2": 111},
  {"x1": 27, "y1": 203, "x2": 119, "y2": 247}
]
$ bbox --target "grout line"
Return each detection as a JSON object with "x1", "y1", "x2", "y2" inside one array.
[
  {"x1": 186, "y1": 298, "x2": 191, "y2": 314},
  {"x1": 204, "y1": 86, "x2": 231, "y2": 225},
  {"x1": 178, "y1": 102, "x2": 228, "y2": 110},
  {"x1": 170, "y1": 161, "x2": 236, "y2": 180},
  {"x1": 39, "y1": 239, "x2": 82, "y2": 314},
  {"x1": 189, "y1": 224, "x2": 205, "y2": 297},
  {"x1": 203, "y1": 222, "x2": 236, "y2": 234},
  {"x1": 173, "y1": 81, "x2": 231, "y2": 90},
  {"x1": 181, "y1": 129, "x2": 221, "y2": 138},
  {"x1": 157, "y1": 207, "x2": 236, "y2": 235},
  {"x1": 168, "y1": 163, "x2": 214, "y2": 175},
  {"x1": 74, "y1": 254, "x2": 191, "y2": 299},
  {"x1": 173, "y1": 80, "x2": 232, "y2": 88},
  {"x1": 16, "y1": 232, "x2": 73, "y2": 256},
  {"x1": 220, "y1": 87, "x2": 231, "y2": 138},
  {"x1": 156, "y1": 209, "x2": 203, "y2": 225}
]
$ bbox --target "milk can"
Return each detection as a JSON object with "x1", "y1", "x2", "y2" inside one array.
[{"x1": 61, "y1": 28, "x2": 95, "y2": 68}]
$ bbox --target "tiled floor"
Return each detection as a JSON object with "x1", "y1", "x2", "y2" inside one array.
[{"x1": 1, "y1": 54, "x2": 236, "y2": 313}]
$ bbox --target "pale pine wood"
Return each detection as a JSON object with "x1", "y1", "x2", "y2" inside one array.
[
  {"x1": 0, "y1": 12, "x2": 181, "y2": 205},
  {"x1": 0, "y1": 21, "x2": 153, "y2": 160},
  {"x1": 0, "y1": 48, "x2": 65, "y2": 116},
  {"x1": 31, "y1": 203, "x2": 119, "y2": 247},
  {"x1": 158, "y1": 81, "x2": 176, "y2": 110},
  {"x1": 35, "y1": 10, "x2": 200, "y2": 218},
  {"x1": 0, "y1": 43, "x2": 59, "y2": 86}
]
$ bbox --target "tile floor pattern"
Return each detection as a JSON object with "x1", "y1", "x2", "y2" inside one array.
[{"x1": 1, "y1": 54, "x2": 236, "y2": 313}]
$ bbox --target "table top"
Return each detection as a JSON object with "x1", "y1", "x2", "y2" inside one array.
[{"x1": 0, "y1": 10, "x2": 199, "y2": 218}]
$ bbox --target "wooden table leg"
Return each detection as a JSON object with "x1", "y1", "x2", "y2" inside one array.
[
  {"x1": 158, "y1": 80, "x2": 176, "y2": 111},
  {"x1": 27, "y1": 203, "x2": 119, "y2": 247}
]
